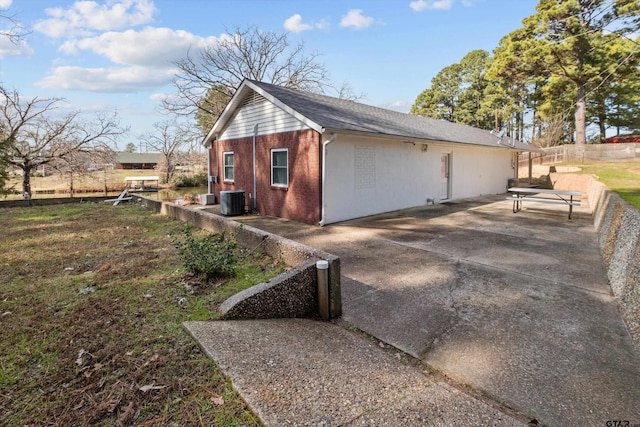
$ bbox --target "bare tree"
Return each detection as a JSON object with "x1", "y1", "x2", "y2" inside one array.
[
  {"x1": 50, "y1": 148, "x2": 116, "y2": 197},
  {"x1": 0, "y1": 86, "x2": 127, "y2": 198},
  {"x1": 532, "y1": 113, "x2": 570, "y2": 148},
  {"x1": 140, "y1": 120, "x2": 195, "y2": 183},
  {"x1": 0, "y1": 4, "x2": 30, "y2": 195},
  {"x1": 1, "y1": 7, "x2": 29, "y2": 44},
  {"x1": 163, "y1": 25, "x2": 333, "y2": 132}
]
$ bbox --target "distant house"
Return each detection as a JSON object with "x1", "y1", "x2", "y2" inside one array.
[
  {"x1": 203, "y1": 79, "x2": 537, "y2": 225},
  {"x1": 604, "y1": 132, "x2": 640, "y2": 144},
  {"x1": 115, "y1": 152, "x2": 162, "y2": 170}
]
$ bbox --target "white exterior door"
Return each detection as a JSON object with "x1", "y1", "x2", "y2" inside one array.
[{"x1": 440, "y1": 153, "x2": 451, "y2": 200}]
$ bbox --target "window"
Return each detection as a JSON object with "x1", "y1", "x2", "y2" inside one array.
[
  {"x1": 271, "y1": 149, "x2": 288, "y2": 187},
  {"x1": 223, "y1": 152, "x2": 234, "y2": 181}
]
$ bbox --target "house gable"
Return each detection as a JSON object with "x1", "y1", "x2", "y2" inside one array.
[
  {"x1": 204, "y1": 81, "x2": 323, "y2": 146},
  {"x1": 218, "y1": 91, "x2": 311, "y2": 140}
]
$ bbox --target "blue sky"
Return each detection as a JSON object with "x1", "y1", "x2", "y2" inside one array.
[{"x1": 0, "y1": 0, "x2": 539, "y2": 147}]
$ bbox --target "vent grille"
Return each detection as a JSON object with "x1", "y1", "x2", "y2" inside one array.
[{"x1": 240, "y1": 91, "x2": 266, "y2": 107}]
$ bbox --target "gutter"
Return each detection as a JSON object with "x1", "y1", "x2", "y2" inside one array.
[
  {"x1": 319, "y1": 132, "x2": 338, "y2": 226},
  {"x1": 322, "y1": 127, "x2": 538, "y2": 152}
]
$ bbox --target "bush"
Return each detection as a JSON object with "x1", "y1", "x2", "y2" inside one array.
[
  {"x1": 171, "y1": 173, "x2": 208, "y2": 188},
  {"x1": 172, "y1": 226, "x2": 237, "y2": 282}
]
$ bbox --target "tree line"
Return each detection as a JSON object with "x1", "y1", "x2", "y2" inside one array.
[
  {"x1": 0, "y1": 20, "x2": 343, "y2": 197},
  {"x1": 2, "y1": 0, "x2": 639, "y2": 197},
  {"x1": 411, "y1": 0, "x2": 640, "y2": 147}
]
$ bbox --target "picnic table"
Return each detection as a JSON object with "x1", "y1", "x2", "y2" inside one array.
[{"x1": 507, "y1": 187, "x2": 581, "y2": 219}]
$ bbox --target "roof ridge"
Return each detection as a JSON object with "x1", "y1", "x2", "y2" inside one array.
[
  {"x1": 236, "y1": 79, "x2": 538, "y2": 152},
  {"x1": 248, "y1": 79, "x2": 494, "y2": 133}
]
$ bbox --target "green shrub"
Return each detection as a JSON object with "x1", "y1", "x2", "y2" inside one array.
[
  {"x1": 172, "y1": 226, "x2": 237, "y2": 281},
  {"x1": 171, "y1": 173, "x2": 208, "y2": 188}
]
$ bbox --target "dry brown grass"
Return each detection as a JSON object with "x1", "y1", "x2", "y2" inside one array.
[
  {"x1": 4, "y1": 169, "x2": 167, "y2": 199},
  {"x1": 0, "y1": 203, "x2": 276, "y2": 426}
]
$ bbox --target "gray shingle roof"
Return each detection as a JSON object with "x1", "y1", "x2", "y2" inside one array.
[
  {"x1": 116, "y1": 152, "x2": 162, "y2": 164},
  {"x1": 207, "y1": 79, "x2": 537, "y2": 152}
]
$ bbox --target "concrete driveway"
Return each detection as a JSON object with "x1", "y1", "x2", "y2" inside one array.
[{"x1": 237, "y1": 195, "x2": 640, "y2": 426}]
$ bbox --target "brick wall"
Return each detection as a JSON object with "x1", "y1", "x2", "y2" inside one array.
[{"x1": 212, "y1": 129, "x2": 322, "y2": 224}]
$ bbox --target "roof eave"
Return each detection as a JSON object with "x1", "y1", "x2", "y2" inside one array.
[
  {"x1": 202, "y1": 80, "x2": 254, "y2": 147},
  {"x1": 322, "y1": 128, "x2": 540, "y2": 151}
]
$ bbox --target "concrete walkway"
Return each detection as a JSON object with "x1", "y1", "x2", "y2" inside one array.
[
  {"x1": 185, "y1": 319, "x2": 527, "y2": 426},
  {"x1": 187, "y1": 196, "x2": 640, "y2": 426}
]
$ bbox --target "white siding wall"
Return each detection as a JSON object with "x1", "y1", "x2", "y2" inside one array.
[
  {"x1": 450, "y1": 147, "x2": 514, "y2": 199},
  {"x1": 323, "y1": 135, "x2": 514, "y2": 224},
  {"x1": 219, "y1": 101, "x2": 307, "y2": 140}
]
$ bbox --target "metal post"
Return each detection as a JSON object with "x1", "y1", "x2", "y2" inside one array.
[{"x1": 316, "y1": 260, "x2": 329, "y2": 320}]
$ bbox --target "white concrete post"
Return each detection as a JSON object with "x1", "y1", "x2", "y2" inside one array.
[{"x1": 316, "y1": 260, "x2": 329, "y2": 320}]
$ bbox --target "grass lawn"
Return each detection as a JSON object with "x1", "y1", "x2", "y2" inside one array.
[
  {"x1": 564, "y1": 161, "x2": 640, "y2": 209},
  {"x1": 0, "y1": 203, "x2": 284, "y2": 426}
]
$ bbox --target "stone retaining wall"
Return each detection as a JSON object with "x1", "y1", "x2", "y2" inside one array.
[
  {"x1": 219, "y1": 259, "x2": 318, "y2": 319},
  {"x1": 137, "y1": 196, "x2": 341, "y2": 320},
  {"x1": 551, "y1": 173, "x2": 640, "y2": 349}
]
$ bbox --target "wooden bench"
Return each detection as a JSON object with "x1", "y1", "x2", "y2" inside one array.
[{"x1": 507, "y1": 187, "x2": 581, "y2": 219}]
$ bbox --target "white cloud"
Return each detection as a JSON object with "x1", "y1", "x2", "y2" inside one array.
[
  {"x1": 0, "y1": 0, "x2": 13, "y2": 9},
  {"x1": 150, "y1": 92, "x2": 169, "y2": 103},
  {"x1": 0, "y1": 37, "x2": 34, "y2": 58},
  {"x1": 34, "y1": 13, "x2": 227, "y2": 94},
  {"x1": 409, "y1": 0, "x2": 455, "y2": 11},
  {"x1": 383, "y1": 100, "x2": 411, "y2": 113},
  {"x1": 35, "y1": 65, "x2": 176, "y2": 92},
  {"x1": 59, "y1": 27, "x2": 219, "y2": 67},
  {"x1": 409, "y1": 0, "x2": 481, "y2": 11},
  {"x1": 340, "y1": 9, "x2": 375, "y2": 29},
  {"x1": 149, "y1": 91, "x2": 186, "y2": 108},
  {"x1": 34, "y1": 0, "x2": 156, "y2": 38},
  {"x1": 284, "y1": 14, "x2": 312, "y2": 33},
  {"x1": 283, "y1": 14, "x2": 328, "y2": 33}
]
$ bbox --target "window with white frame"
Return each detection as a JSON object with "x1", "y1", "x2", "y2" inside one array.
[
  {"x1": 223, "y1": 152, "x2": 234, "y2": 181},
  {"x1": 271, "y1": 148, "x2": 288, "y2": 187}
]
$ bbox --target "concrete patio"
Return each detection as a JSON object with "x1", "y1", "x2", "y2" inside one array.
[{"x1": 186, "y1": 195, "x2": 640, "y2": 426}]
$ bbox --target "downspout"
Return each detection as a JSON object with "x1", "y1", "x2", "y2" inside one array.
[
  {"x1": 205, "y1": 137, "x2": 214, "y2": 194},
  {"x1": 252, "y1": 124, "x2": 258, "y2": 211},
  {"x1": 214, "y1": 138, "x2": 219, "y2": 189},
  {"x1": 319, "y1": 132, "x2": 338, "y2": 226}
]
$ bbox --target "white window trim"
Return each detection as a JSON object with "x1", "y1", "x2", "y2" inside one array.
[
  {"x1": 271, "y1": 148, "x2": 288, "y2": 188},
  {"x1": 223, "y1": 151, "x2": 234, "y2": 182}
]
